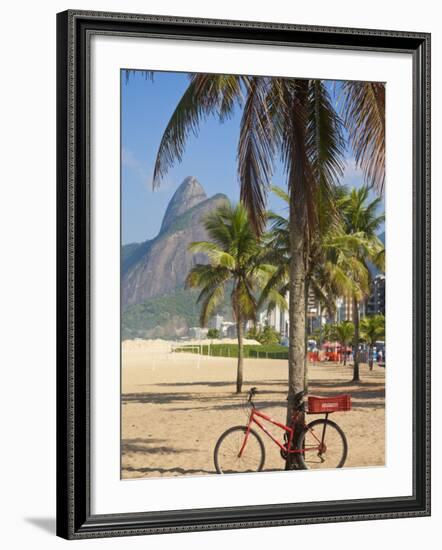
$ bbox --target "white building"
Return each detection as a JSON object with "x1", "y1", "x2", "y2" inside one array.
[
  {"x1": 260, "y1": 289, "x2": 328, "y2": 337},
  {"x1": 261, "y1": 288, "x2": 370, "y2": 341},
  {"x1": 208, "y1": 314, "x2": 224, "y2": 331},
  {"x1": 259, "y1": 301, "x2": 289, "y2": 338}
]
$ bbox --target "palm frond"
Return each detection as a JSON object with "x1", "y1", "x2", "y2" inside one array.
[
  {"x1": 188, "y1": 241, "x2": 235, "y2": 268},
  {"x1": 185, "y1": 263, "x2": 230, "y2": 291},
  {"x1": 334, "y1": 321, "x2": 355, "y2": 344},
  {"x1": 306, "y1": 80, "x2": 346, "y2": 232},
  {"x1": 341, "y1": 82, "x2": 385, "y2": 192},
  {"x1": 258, "y1": 263, "x2": 288, "y2": 309},
  {"x1": 360, "y1": 314, "x2": 385, "y2": 344},
  {"x1": 232, "y1": 280, "x2": 258, "y2": 322},
  {"x1": 270, "y1": 184, "x2": 290, "y2": 204},
  {"x1": 265, "y1": 288, "x2": 289, "y2": 315},
  {"x1": 308, "y1": 269, "x2": 337, "y2": 315},
  {"x1": 198, "y1": 284, "x2": 226, "y2": 327},
  {"x1": 123, "y1": 69, "x2": 154, "y2": 84},
  {"x1": 238, "y1": 77, "x2": 280, "y2": 235},
  {"x1": 153, "y1": 74, "x2": 242, "y2": 186}
]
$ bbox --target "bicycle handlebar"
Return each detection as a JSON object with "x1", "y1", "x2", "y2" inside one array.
[{"x1": 247, "y1": 387, "x2": 258, "y2": 403}]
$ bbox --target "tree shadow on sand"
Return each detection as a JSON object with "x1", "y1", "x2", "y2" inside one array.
[
  {"x1": 136, "y1": 380, "x2": 287, "y2": 389},
  {"x1": 168, "y1": 399, "x2": 287, "y2": 412},
  {"x1": 122, "y1": 388, "x2": 279, "y2": 406},
  {"x1": 122, "y1": 466, "x2": 214, "y2": 476},
  {"x1": 123, "y1": 384, "x2": 383, "y2": 406},
  {"x1": 122, "y1": 377, "x2": 384, "y2": 414},
  {"x1": 122, "y1": 438, "x2": 199, "y2": 455}
]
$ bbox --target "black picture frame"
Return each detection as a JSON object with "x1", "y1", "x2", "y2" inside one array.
[{"x1": 56, "y1": 9, "x2": 431, "y2": 540}]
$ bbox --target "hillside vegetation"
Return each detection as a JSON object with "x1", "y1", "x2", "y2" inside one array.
[{"x1": 122, "y1": 288, "x2": 231, "y2": 339}]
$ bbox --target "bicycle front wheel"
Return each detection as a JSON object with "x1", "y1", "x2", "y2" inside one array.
[
  {"x1": 214, "y1": 426, "x2": 265, "y2": 474},
  {"x1": 296, "y1": 419, "x2": 348, "y2": 470}
]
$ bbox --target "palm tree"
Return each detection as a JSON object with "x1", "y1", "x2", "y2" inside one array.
[
  {"x1": 338, "y1": 187, "x2": 385, "y2": 381},
  {"x1": 260, "y1": 185, "x2": 341, "y2": 316},
  {"x1": 151, "y1": 74, "x2": 384, "y2": 467},
  {"x1": 261, "y1": 185, "x2": 361, "y2": 386},
  {"x1": 333, "y1": 321, "x2": 355, "y2": 366},
  {"x1": 260, "y1": 185, "x2": 347, "y2": 392},
  {"x1": 360, "y1": 314, "x2": 385, "y2": 370},
  {"x1": 186, "y1": 202, "x2": 270, "y2": 393}
]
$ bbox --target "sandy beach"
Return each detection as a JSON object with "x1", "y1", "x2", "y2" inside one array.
[{"x1": 121, "y1": 340, "x2": 385, "y2": 479}]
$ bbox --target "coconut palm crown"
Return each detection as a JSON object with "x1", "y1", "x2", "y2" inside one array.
[
  {"x1": 186, "y1": 202, "x2": 271, "y2": 393},
  {"x1": 360, "y1": 314, "x2": 385, "y2": 370}
]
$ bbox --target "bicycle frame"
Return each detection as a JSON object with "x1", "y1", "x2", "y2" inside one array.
[{"x1": 239, "y1": 407, "x2": 317, "y2": 457}]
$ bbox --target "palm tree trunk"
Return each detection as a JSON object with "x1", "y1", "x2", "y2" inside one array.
[
  {"x1": 343, "y1": 341, "x2": 347, "y2": 366},
  {"x1": 303, "y1": 281, "x2": 309, "y2": 393},
  {"x1": 369, "y1": 343, "x2": 374, "y2": 371},
  {"x1": 236, "y1": 316, "x2": 244, "y2": 393},
  {"x1": 286, "y1": 198, "x2": 306, "y2": 470},
  {"x1": 352, "y1": 295, "x2": 360, "y2": 382}
]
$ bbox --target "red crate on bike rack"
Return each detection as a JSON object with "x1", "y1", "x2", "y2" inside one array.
[{"x1": 308, "y1": 394, "x2": 351, "y2": 413}]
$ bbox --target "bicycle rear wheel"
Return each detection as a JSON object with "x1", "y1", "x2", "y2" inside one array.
[
  {"x1": 214, "y1": 426, "x2": 265, "y2": 474},
  {"x1": 296, "y1": 419, "x2": 348, "y2": 470}
]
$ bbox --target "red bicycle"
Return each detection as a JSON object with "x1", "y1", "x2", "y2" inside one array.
[{"x1": 214, "y1": 387, "x2": 350, "y2": 473}]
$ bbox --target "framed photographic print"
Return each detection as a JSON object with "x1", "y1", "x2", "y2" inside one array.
[{"x1": 56, "y1": 10, "x2": 431, "y2": 539}]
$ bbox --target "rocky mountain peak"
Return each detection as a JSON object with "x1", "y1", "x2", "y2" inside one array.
[
  {"x1": 160, "y1": 176, "x2": 207, "y2": 232},
  {"x1": 122, "y1": 176, "x2": 228, "y2": 311}
]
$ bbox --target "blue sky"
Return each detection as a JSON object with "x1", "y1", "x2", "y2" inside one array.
[{"x1": 121, "y1": 71, "x2": 378, "y2": 245}]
